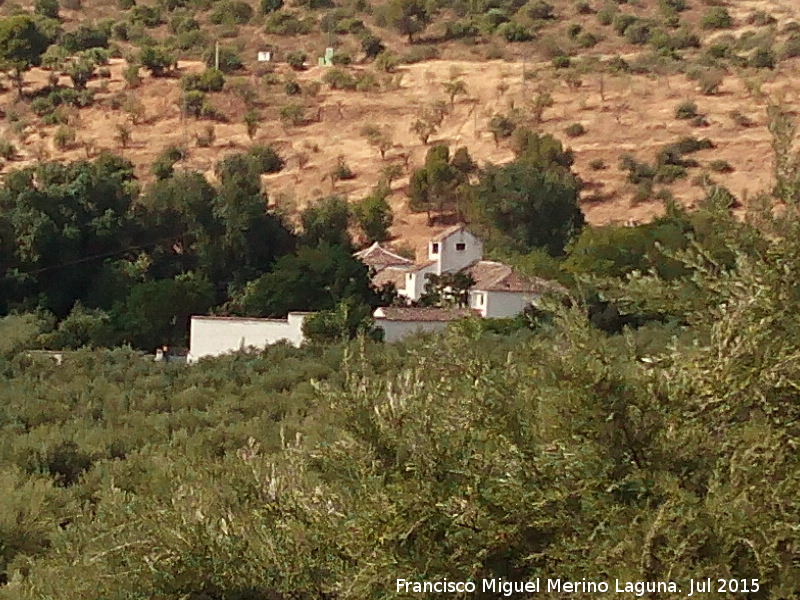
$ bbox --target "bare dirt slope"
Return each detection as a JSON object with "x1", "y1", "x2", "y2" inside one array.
[{"x1": 2, "y1": 0, "x2": 800, "y2": 255}]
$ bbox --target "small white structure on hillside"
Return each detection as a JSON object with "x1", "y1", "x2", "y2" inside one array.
[
  {"x1": 373, "y1": 306, "x2": 477, "y2": 342},
  {"x1": 359, "y1": 224, "x2": 563, "y2": 319},
  {"x1": 187, "y1": 313, "x2": 309, "y2": 363}
]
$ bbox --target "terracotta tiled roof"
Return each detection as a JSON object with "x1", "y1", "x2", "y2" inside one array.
[
  {"x1": 465, "y1": 261, "x2": 566, "y2": 294},
  {"x1": 409, "y1": 259, "x2": 437, "y2": 273},
  {"x1": 431, "y1": 223, "x2": 470, "y2": 241},
  {"x1": 372, "y1": 266, "x2": 409, "y2": 290},
  {"x1": 374, "y1": 307, "x2": 479, "y2": 322},
  {"x1": 354, "y1": 242, "x2": 413, "y2": 270}
]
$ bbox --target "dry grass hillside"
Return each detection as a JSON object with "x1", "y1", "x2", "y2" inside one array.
[{"x1": 2, "y1": 0, "x2": 800, "y2": 253}]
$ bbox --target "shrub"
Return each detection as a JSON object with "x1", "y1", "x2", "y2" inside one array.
[
  {"x1": 264, "y1": 11, "x2": 313, "y2": 34},
  {"x1": 402, "y1": 45, "x2": 440, "y2": 64},
  {"x1": 53, "y1": 125, "x2": 76, "y2": 150},
  {"x1": 702, "y1": 7, "x2": 732, "y2": 30},
  {"x1": 444, "y1": 20, "x2": 479, "y2": 40},
  {"x1": 0, "y1": 140, "x2": 16, "y2": 160},
  {"x1": 525, "y1": 0, "x2": 555, "y2": 20},
  {"x1": 375, "y1": 51, "x2": 400, "y2": 72},
  {"x1": 749, "y1": 47, "x2": 776, "y2": 69},
  {"x1": 261, "y1": 0, "x2": 284, "y2": 13},
  {"x1": 331, "y1": 52, "x2": 352, "y2": 65},
  {"x1": 747, "y1": 10, "x2": 776, "y2": 26},
  {"x1": 249, "y1": 145, "x2": 285, "y2": 173},
  {"x1": 597, "y1": 6, "x2": 615, "y2": 26},
  {"x1": 575, "y1": 1, "x2": 593, "y2": 15},
  {"x1": 61, "y1": 24, "x2": 109, "y2": 52},
  {"x1": 181, "y1": 90, "x2": 207, "y2": 117},
  {"x1": 196, "y1": 124, "x2": 215, "y2": 147},
  {"x1": 202, "y1": 45, "x2": 242, "y2": 73},
  {"x1": 123, "y1": 63, "x2": 141, "y2": 87},
  {"x1": 169, "y1": 15, "x2": 200, "y2": 34},
  {"x1": 589, "y1": 158, "x2": 606, "y2": 170},
  {"x1": 280, "y1": 103, "x2": 305, "y2": 125},
  {"x1": 210, "y1": 0, "x2": 254, "y2": 25},
  {"x1": 285, "y1": 50, "x2": 306, "y2": 70},
  {"x1": 565, "y1": 123, "x2": 586, "y2": 137},
  {"x1": 612, "y1": 13, "x2": 637, "y2": 35},
  {"x1": 729, "y1": 110, "x2": 754, "y2": 128},
  {"x1": 361, "y1": 33, "x2": 385, "y2": 59},
  {"x1": 323, "y1": 68, "x2": 357, "y2": 90},
  {"x1": 697, "y1": 70, "x2": 723, "y2": 95},
  {"x1": 498, "y1": 21, "x2": 533, "y2": 42},
  {"x1": 139, "y1": 45, "x2": 175, "y2": 76},
  {"x1": 709, "y1": 159, "x2": 733, "y2": 173},
  {"x1": 285, "y1": 79, "x2": 301, "y2": 95},
  {"x1": 659, "y1": 0, "x2": 687, "y2": 12},
  {"x1": 130, "y1": 5, "x2": 163, "y2": 27},
  {"x1": 181, "y1": 69, "x2": 225, "y2": 92},
  {"x1": 35, "y1": 0, "x2": 60, "y2": 19},
  {"x1": 781, "y1": 34, "x2": 800, "y2": 60},
  {"x1": 675, "y1": 100, "x2": 698, "y2": 120},
  {"x1": 624, "y1": 21, "x2": 652, "y2": 45},
  {"x1": 488, "y1": 113, "x2": 516, "y2": 144},
  {"x1": 331, "y1": 156, "x2": 355, "y2": 180},
  {"x1": 577, "y1": 32, "x2": 599, "y2": 48},
  {"x1": 552, "y1": 55, "x2": 571, "y2": 69},
  {"x1": 151, "y1": 144, "x2": 185, "y2": 179}
]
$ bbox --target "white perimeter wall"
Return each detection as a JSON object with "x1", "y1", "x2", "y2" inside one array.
[
  {"x1": 376, "y1": 319, "x2": 453, "y2": 343},
  {"x1": 188, "y1": 314, "x2": 306, "y2": 363},
  {"x1": 483, "y1": 291, "x2": 539, "y2": 319}
]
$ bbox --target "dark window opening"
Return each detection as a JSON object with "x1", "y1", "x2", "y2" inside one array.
[
  {"x1": 456, "y1": 242, "x2": 466, "y2": 251},
  {"x1": 431, "y1": 243, "x2": 439, "y2": 253}
]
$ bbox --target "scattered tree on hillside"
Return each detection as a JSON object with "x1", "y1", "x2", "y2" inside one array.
[
  {"x1": 384, "y1": 0, "x2": 431, "y2": 43},
  {"x1": 0, "y1": 14, "x2": 50, "y2": 96},
  {"x1": 244, "y1": 109, "x2": 260, "y2": 141},
  {"x1": 115, "y1": 122, "x2": 132, "y2": 148},
  {"x1": 360, "y1": 124, "x2": 393, "y2": 159},
  {"x1": 354, "y1": 183, "x2": 393, "y2": 243},
  {"x1": 442, "y1": 78, "x2": 467, "y2": 107},
  {"x1": 471, "y1": 132, "x2": 584, "y2": 255},
  {"x1": 139, "y1": 44, "x2": 175, "y2": 77}
]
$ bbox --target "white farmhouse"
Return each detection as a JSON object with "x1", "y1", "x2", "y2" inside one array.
[
  {"x1": 186, "y1": 226, "x2": 564, "y2": 361},
  {"x1": 359, "y1": 224, "x2": 563, "y2": 318}
]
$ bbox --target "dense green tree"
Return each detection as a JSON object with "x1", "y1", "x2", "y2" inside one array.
[
  {"x1": 0, "y1": 153, "x2": 139, "y2": 316},
  {"x1": 0, "y1": 14, "x2": 50, "y2": 96},
  {"x1": 409, "y1": 144, "x2": 471, "y2": 223},
  {"x1": 470, "y1": 145, "x2": 584, "y2": 255},
  {"x1": 299, "y1": 195, "x2": 352, "y2": 249},
  {"x1": 353, "y1": 184, "x2": 393, "y2": 243},
  {"x1": 565, "y1": 214, "x2": 692, "y2": 280},
  {"x1": 111, "y1": 272, "x2": 215, "y2": 349},
  {"x1": 233, "y1": 243, "x2": 376, "y2": 317},
  {"x1": 302, "y1": 297, "x2": 377, "y2": 343}
]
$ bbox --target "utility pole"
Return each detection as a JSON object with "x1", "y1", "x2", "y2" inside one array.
[{"x1": 215, "y1": 41, "x2": 220, "y2": 71}]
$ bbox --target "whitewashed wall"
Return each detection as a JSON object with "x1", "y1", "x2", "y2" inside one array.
[
  {"x1": 483, "y1": 291, "x2": 538, "y2": 319},
  {"x1": 431, "y1": 229, "x2": 483, "y2": 275},
  {"x1": 400, "y1": 263, "x2": 438, "y2": 302},
  {"x1": 375, "y1": 319, "x2": 453, "y2": 343},
  {"x1": 187, "y1": 313, "x2": 307, "y2": 363}
]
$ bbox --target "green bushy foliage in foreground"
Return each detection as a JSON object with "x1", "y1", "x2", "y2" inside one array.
[{"x1": 1, "y1": 199, "x2": 800, "y2": 597}]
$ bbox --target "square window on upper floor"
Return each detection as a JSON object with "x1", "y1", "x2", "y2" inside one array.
[{"x1": 456, "y1": 242, "x2": 466, "y2": 251}]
